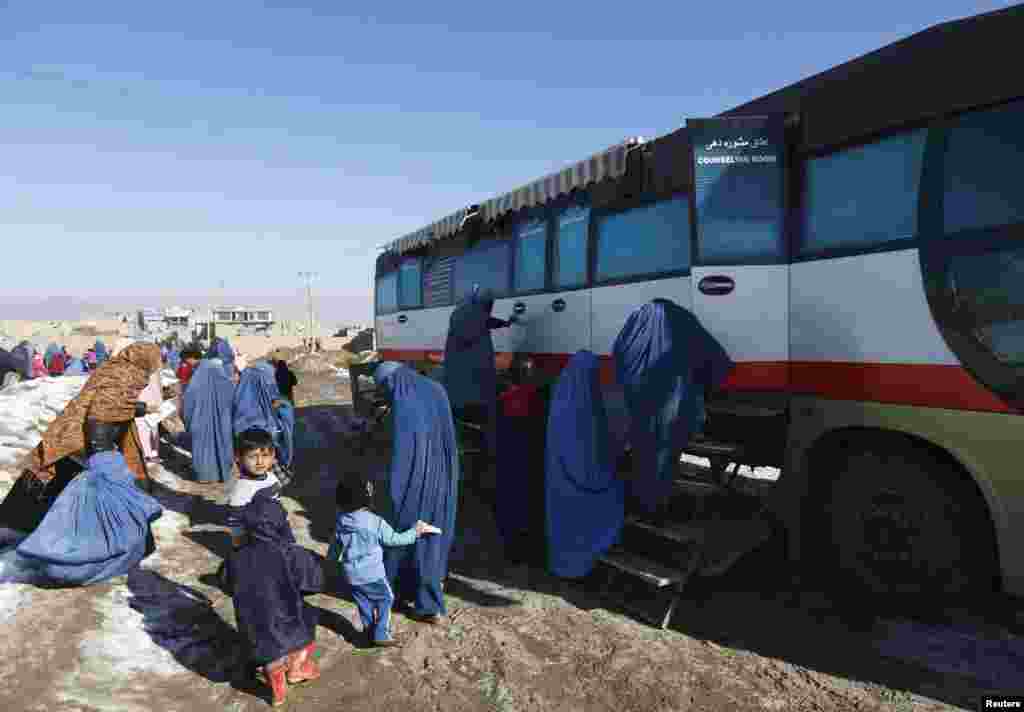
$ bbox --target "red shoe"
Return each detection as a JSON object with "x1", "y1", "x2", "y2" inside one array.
[
  {"x1": 287, "y1": 643, "x2": 321, "y2": 684},
  {"x1": 264, "y1": 659, "x2": 289, "y2": 707}
]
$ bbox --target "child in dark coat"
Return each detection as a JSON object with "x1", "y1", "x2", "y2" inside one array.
[{"x1": 227, "y1": 489, "x2": 323, "y2": 707}]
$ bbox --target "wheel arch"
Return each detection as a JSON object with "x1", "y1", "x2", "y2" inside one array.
[{"x1": 799, "y1": 425, "x2": 1003, "y2": 590}]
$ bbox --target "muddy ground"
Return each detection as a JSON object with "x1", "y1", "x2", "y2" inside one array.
[{"x1": 0, "y1": 372, "x2": 1022, "y2": 711}]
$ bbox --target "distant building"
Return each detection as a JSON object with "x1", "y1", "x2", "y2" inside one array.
[
  {"x1": 164, "y1": 306, "x2": 192, "y2": 329},
  {"x1": 191, "y1": 306, "x2": 275, "y2": 341},
  {"x1": 210, "y1": 306, "x2": 274, "y2": 327},
  {"x1": 137, "y1": 308, "x2": 164, "y2": 332}
]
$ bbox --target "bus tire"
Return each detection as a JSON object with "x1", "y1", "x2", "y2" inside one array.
[{"x1": 826, "y1": 444, "x2": 997, "y2": 598}]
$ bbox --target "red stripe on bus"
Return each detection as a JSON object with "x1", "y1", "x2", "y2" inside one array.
[
  {"x1": 789, "y1": 361, "x2": 1013, "y2": 413},
  {"x1": 379, "y1": 350, "x2": 1014, "y2": 414}
]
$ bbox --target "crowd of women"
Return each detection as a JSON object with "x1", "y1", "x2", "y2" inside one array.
[
  {"x1": 0, "y1": 289, "x2": 725, "y2": 705},
  {"x1": 0, "y1": 338, "x2": 118, "y2": 387}
]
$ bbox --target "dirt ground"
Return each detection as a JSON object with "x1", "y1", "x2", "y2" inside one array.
[{"x1": 1, "y1": 371, "x2": 1022, "y2": 711}]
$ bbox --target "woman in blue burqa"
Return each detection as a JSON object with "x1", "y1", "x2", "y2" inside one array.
[
  {"x1": 94, "y1": 340, "x2": 110, "y2": 366},
  {"x1": 612, "y1": 299, "x2": 734, "y2": 514},
  {"x1": 14, "y1": 418, "x2": 163, "y2": 585},
  {"x1": 545, "y1": 350, "x2": 625, "y2": 578},
  {"x1": 166, "y1": 347, "x2": 181, "y2": 373},
  {"x1": 183, "y1": 359, "x2": 236, "y2": 483},
  {"x1": 375, "y1": 362, "x2": 460, "y2": 624},
  {"x1": 233, "y1": 365, "x2": 295, "y2": 472},
  {"x1": 442, "y1": 286, "x2": 514, "y2": 458},
  {"x1": 207, "y1": 337, "x2": 237, "y2": 379}
]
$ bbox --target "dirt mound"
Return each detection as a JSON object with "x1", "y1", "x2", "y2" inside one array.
[{"x1": 288, "y1": 353, "x2": 342, "y2": 375}]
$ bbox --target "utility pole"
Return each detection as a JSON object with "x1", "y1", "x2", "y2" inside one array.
[{"x1": 298, "y1": 272, "x2": 318, "y2": 352}]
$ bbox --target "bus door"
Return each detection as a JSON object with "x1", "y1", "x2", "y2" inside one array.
[{"x1": 687, "y1": 116, "x2": 790, "y2": 397}]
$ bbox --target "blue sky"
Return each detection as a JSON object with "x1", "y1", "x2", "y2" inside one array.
[{"x1": 0, "y1": 0, "x2": 1014, "y2": 322}]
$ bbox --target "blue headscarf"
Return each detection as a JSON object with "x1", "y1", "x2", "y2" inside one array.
[
  {"x1": 15, "y1": 451, "x2": 163, "y2": 586},
  {"x1": 167, "y1": 349, "x2": 181, "y2": 372},
  {"x1": 207, "y1": 338, "x2": 236, "y2": 378},
  {"x1": 64, "y1": 358, "x2": 87, "y2": 375},
  {"x1": 94, "y1": 340, "x2": 109, "y2": 365},
  {"x1": 232, "y1": 367, "x2": 295, "y2": 467},
  {"x1": 612, "y1": 299, "x2": 734, "y2": 513},
  {"x1": 377, "y1": 362, "x2": 460, "y2": 617},
  {"x1": 183, "y1": 360, "x2": 236, "y2": 483},
  {"x1": 545, "y1": 351, "x2": 625, "y2": 578}
]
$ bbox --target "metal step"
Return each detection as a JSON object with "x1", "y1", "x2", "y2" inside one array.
[
  {"x1": 684, "y1": 437, "x2": 743, "y2": 459},
  {"x1": 625, "y1": 517, "x2": 707, "y2": 545},
  {"x1": 705, "y1": 401, "x2": 785, "y2": 419},
  {"x1": 672, "y1": 472, "x2": 725, "y2": 497},
  {"x1": 697, "y1": 517, "x2": 776, "y2": 577},
  {"x1": 597, "y1": 547, "x2": 686, "y2": 588}
]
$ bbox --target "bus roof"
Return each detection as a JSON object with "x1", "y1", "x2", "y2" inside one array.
[{"x1": 382, "y1": 4, "x2": 1023, "y2": 257}]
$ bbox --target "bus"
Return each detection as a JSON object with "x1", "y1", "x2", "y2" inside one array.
[{"x1": 373, "y1": 5, "x2": 1024, "y2": 598}]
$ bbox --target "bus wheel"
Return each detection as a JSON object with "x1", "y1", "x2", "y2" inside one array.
[{"x1": 827, "y1": 446, "x2": 996, "y2": 597}]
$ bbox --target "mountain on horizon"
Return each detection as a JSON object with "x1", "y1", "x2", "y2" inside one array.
[{"x1": 0, "y1": 294, "x2": 373, "y2": 324}]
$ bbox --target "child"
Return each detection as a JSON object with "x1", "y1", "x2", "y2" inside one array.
[
  {"x1": 327, "y1": 476, "x2": 436, "y2": 646},
  {"x1": 225, "y1": 428, "x2": 283, "y2": 550},
  {"x1": 176, "y1": 349, "x2": 201, "y2": 388},
  {"x1": 228, "y1": 489, "x2": 323, "y2": 707}
]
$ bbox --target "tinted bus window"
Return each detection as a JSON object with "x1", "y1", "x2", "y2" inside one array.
[
  {"x1": 454, "y1": 240, "x2": 510, "y2": 301},
  {"x1": 375, "y1": 272, "x2": 398, "y2": 314},
  {"x1": 397, "y1": 258, "x2": 422, "y2": 309},
  {"x1": 554, "y1": 205, "x2": 589, "y2": 289},
  {"x1": 423, "y1": 255, "x2": 454, "y2": 308},
  {"x1": 595, "y1": 196, "x2": 690, "y2": 283},
  {"x1": 514, "y1": 219, "x2": 547, "y2": 293},
  {"x1": 802, "y1": 130, "x2": 926, "y2": 254},
  {"x1": 944, "y1": 100, "x2": 1024, "y2": 235}
]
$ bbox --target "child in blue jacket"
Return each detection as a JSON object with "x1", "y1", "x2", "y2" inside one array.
[{"x1": 327, "y1": 476, "x2": 436, "y2": 646}]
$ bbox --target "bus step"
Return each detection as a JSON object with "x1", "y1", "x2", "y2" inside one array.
[
  {"x1": 625, "y1": 517, "x2": 707, "y2": 545},
  {"x1": 683, "y1": 437, "x2": 743, "y2": 460},
  {"x1": 697, "y1": 517, "x2": 776, "y2": 577},
  {"x1": 705, "y1": 402, "x2": 785, "y2": 419},
  {"x1": 598, "y1": 547, "x2": 685, "y2": 588}
]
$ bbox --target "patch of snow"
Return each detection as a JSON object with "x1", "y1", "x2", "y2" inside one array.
[
  {"x1": 0, "y1": 375, "x2": 88, "y2": 471},
  {"x1": 57, "y1": 587, "x2": 187, "y2": 712}
]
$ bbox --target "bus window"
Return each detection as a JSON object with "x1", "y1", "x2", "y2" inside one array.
[
  {"x1": 595, "y1": 195, "x2": 690, "y2": 283},
  {"x1": 943, "y1": 100, "x2": 1024, "y2": 235},
  {"x1": 454, "y1": 239, "x2": 510, "y2": 301},
  {"x1": 375, "y1": 272, "x2": 398, "y2": 315},
  {"x1": 514, "y1": 218, "x2": 547, "y2": 293},
  {"x1": 553, "y1": 204, "x2": 589, "y2": 289},
  {"x1": 946, "y1": 249, "x2": 1024, "y2": 372},
  {"x1": 934, "y1": 99, "x2": 1024, "y2": 393},
  {"x1": 397, "y1": 258, "x2": 422, "y2": 309},
  {"x1": 801, "y1": 129, "x2": 926, "y2": 255},
  {"x1": 696, "y1": 156, "x2": 783, "y2": 263},
  {"x1": 423, "y1": 255, "x2": 454, "y2": 308}
]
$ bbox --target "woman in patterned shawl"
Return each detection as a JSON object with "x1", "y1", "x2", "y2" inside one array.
[
  {"x1": 22, "y1": 342, "x2": 163, "y2": 486},
  {"x1": 0, "y1": 343, "x2": 164, "y2": 533}
]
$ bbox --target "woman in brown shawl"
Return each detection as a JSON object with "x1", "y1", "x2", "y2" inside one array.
[{"x1": 0, "y1": 343, "x2": 163, "y2": 532}]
